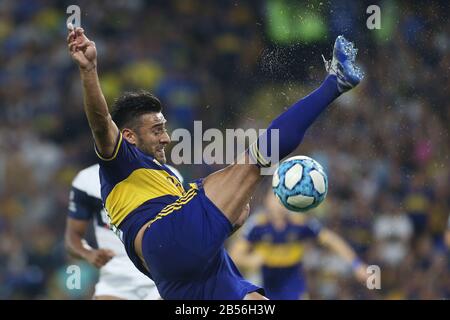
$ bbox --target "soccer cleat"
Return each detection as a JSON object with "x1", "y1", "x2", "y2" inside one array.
[{"x1": 322, "y1": 35, "x2": 364, "y2": 93}]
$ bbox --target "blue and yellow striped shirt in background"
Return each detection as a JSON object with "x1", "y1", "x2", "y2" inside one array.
[{"x1": 243, "y1": 213, "x2": 322, "y2": 299}]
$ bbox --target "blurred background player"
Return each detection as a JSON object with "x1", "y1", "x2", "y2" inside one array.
[
  {"x1": 65, "y1": 162, "x2": 185, "y2": 299},
  {"x1": 445, "y1": 216, "x2": 450, "y2": 249},
  {"x1": 230, "y1": 188, "x2": 367, "y2": 300}
]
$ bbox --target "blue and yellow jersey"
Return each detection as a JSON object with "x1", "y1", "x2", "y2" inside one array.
[
  {"x1": 243, "y1": 213, "x2": 322, "y2": 299},
  {"x1": 94, "y1": 133, "x2": 263, "y2": 299},
  {"x1": 95, "y1": 133, "x2": 186, "y2": 240}
]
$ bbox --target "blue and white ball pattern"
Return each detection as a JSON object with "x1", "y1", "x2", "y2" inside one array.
[{"x1": 272, "y1": 156, "x2": 328, "y2": 212}]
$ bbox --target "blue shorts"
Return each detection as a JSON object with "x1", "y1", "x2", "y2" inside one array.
[
  {"x1": 126, "y1": 182, "x2": 262, "y2": 300},
  {"x1": 262, "y1": 265, "x2": 307, "y2": 300},
  {"x1": 264, "y1": 277, "x2": 307, "y2": 300}
]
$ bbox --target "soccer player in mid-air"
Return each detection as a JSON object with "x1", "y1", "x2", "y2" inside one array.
[
  {"x1": 67, "y1": 24, "x2": 363, "y2": 299},
  {"x1": 230, "y1": 188, "x2": 368, "y2": 300}
]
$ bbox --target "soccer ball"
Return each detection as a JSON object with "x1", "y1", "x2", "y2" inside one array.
[{"x1": 272, "y1": 156, "x2": 328, "y2": 212}]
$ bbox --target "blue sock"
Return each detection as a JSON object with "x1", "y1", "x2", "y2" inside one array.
[{"x1": 249, "y1": 75, "x2": 341, "y2": 167}]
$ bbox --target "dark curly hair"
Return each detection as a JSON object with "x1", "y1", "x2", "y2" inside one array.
[{"x1": 111, "y1": 91, "x2": 162, "y2": 130}]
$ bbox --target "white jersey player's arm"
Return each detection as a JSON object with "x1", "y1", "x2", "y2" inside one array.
[
  {"x1": 65, "y1": 217, "x2": 115, "y2": 268},
  {"x1": 65, "y1": 165, "x2": 116, "y2": 268},
  {"x1": 64, "y1": 218, "x2": 94, "y2": 259}
]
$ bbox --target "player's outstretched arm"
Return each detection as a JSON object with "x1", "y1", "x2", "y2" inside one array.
[
  {"x1": 318, "y1": 228, "x2": 368, "y2": 283},
  {"x1": 67, "y1": 25, "x2": 119, "y2": 157}
]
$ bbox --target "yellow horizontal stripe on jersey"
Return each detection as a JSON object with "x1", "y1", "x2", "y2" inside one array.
[
  {"x1": 254, "y1": 242, "x2": 306, "y2": 268},
  {"x1": 148, "y1": 188, "x2": 198, "y2": 227},
  {"x1": 105, "y1": 168, "x2": 185, "y2": 226},
  {"x1": 156, "y1": 188, "x2": 197, "y2": 214}
]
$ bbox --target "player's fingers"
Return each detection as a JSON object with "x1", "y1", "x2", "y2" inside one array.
[
  {"x1": 100, "y1": 256, "x2": 112, "y2": 265},
  {"x1": 70, "y1": 43, "x2": 80, "y2": 54},
  {"x1": 356, "y1": 266, "x2": 367, "y2": 282},
  {"x1": 75, "y1": 41, "x2": 88, "y2": 51},
  {"x1": 104, "y1": 249, "x2": 116, "y2": 258},
  {"x1": 95, "y1": 256, "x2": 108, "y2": 267},
  {"x1": 68, "y1": 40, "x2": 78, "y2": 53},
  {"x1": 90, "y1": 256, "x2": 101, "y2": 267},
  {"x1": 76, "y1": 39, "x2": 92, "y2": 50},
  {"x1": 98, "y1": 249, "x2": 115, "y2": 260},
  {"x1": 96, "y1": 251, "x2": 108, "y2": 259},
  {"x1": 75, "y1": 27, "x2": 88, "y2": 40},
  {"x1": 66, "y1": 31, "x2": 75, "y2": 43}
]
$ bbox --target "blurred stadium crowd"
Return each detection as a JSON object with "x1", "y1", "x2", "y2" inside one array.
[{"x1": 0, "y1": 0, "x2": 448, "y2": 299}]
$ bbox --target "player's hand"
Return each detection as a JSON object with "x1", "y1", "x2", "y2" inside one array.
[
  {"x1": 445, "y1": 230, "x2": 450, "y2": 248},
  {"x1": 85, "y1": 249, "x2": 115, "y2": 268},
  {"x1": 353, "y1": 263, "x2": 369, "y2": 284},
  {"x1": 67, "y1": 25, "x2": 97, "y2": 71}
]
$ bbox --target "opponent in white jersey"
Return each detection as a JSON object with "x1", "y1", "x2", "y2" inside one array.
[{"x1": 65, "y1": 163, "x2": 181, "y2": 299}]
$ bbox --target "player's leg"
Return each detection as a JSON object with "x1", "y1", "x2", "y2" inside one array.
[
  {"x1": 203, "y1": 72, "x2": 343, "y2": 223},
  {"x1": 203, "y1": 36, "x2": 363, "y2": 225},
  {"x1": 202, "y1": 155, "x2": 261, "y2": 225}
]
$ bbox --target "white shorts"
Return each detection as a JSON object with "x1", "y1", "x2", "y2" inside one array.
[
  {"x1": 93, "y1": 255, "x2": 160, "y2": 300},
  {"x1": 94, "y1": 279, "x2": 160, "y2": 300}
]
